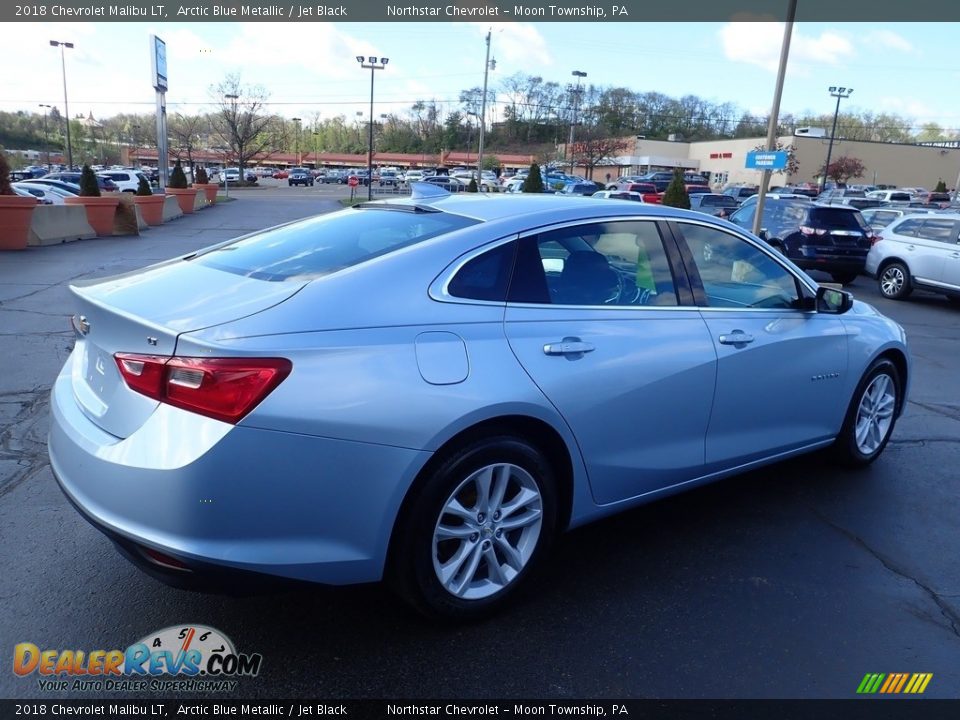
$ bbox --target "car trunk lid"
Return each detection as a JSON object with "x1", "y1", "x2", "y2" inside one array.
[{"x1": 68, "y1": 261, "x2": 305, "y2": 438}]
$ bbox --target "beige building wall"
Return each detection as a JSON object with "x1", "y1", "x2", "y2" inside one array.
[
  {"x1": 789, "y1": 136, "x2": 960, "y2": 189},
  {"x1": 586, "y1": 135, "x2": 960, "y2": 190}
]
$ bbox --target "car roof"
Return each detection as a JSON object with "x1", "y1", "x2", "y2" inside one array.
[{"x1": 374, "y1": 187, "x2": 728, "y2": 224}]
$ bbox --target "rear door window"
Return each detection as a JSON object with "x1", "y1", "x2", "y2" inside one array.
[{"x1": 916, "y1": 219, "x2": 960, "y2": 243}]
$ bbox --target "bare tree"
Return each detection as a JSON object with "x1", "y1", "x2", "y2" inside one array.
[
  {"x1": 168, "y1": 113, "x2": 209, "y2": 172},
  {"x1": 209, "y1": 74, "x2": 277, "y2": 179}
]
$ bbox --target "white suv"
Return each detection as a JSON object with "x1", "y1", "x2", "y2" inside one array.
[
  {"x1": 98, "y1": 170, "x2": 150, "y2": 193},
  {"x1": 866, "y1": 213, "x2": 960, "y2": 302}
]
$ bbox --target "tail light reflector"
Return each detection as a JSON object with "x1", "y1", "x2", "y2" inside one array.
[
  {"x1": 800, "y1": 225, "x2": 827, "y2": 236},
  {"x1": 114, "y1": 353, "x2": 291, "y2": 424}
]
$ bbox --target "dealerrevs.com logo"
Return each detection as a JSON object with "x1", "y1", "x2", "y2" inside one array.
[{"x1": 13, "y1": 625, "x2": 263, "y2": 692}]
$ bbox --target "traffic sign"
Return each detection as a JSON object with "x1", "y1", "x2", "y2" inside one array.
[
  {"x1": 348, "y1": 176, "x2": 359, "y2": 187},
  {"x1": 745, "y1": 151, "x2": 788, "y2": 170}
]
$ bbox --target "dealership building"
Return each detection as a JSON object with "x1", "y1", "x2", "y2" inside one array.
[{"x1": 598, "y1": 135, "x2": 960, "y2": 190}]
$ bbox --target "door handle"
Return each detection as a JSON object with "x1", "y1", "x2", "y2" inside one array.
[
  {"x1": 906, "y1": 245, "x2": 915, "y2": 251},
  {"x1": 718, "y1": 331, "x2": 755, "y2": 346},
  {"x1": 951, "y1": 252, "x2": 960, "y2": 259},
  {"x1": 543, "y1": 339, "x2": 596, "y2": 356}
]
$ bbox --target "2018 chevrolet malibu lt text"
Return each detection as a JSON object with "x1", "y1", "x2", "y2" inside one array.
[{"x1": 49, "y1": 185, "x2": 910, "y2": 620}]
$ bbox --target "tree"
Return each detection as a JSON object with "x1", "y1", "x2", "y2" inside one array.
[
  {"x1": 935, "y1": 179, "x2": 947, "y2": 193},
  {"x1": 661, "y1": 169, "x2": 690, "y2": 209},
  {"x1": 570, "y1": 131, "x2": 632, "y2": 180},
  {"x1": 169, "y1": 113, "x2": 209, "y2": 172},
  {"x1": 467, "y1": 178, "x2": 478, "y2": 193},
  {"x1": 820, "y1": 156, "x2": 866, "y2": 186},
  {"x1": 522, "y1": 163, "x2": 544, "y2": 193},
  {"x1": 210, "y1": 74, "x2": 277, "y2": 182},
  {"x1": 78, "y1": 164, "x2": 100, "y2": 197},
  {"x1": 168, "y1": 159, "x2": 188, "y2": 189}
]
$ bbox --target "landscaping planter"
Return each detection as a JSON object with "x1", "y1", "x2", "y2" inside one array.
[
  {"x1": 0, "y1": 196, "x2": 37, "y2": 250},
  {"x1": 133, "y1": 194, "x2": 166, "y2": 226},
  {"x1": 195, "y1": 183, "x2": 219, "y2": 204},
  {"x1": 166, "y1": 187, "x2": 199, "y2": 214},
  {"x1": 64, "y1": 196, "x2": 120, "y2": 237}
]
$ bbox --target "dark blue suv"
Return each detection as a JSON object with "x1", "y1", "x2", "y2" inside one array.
[{"x1": 728, "y1": 199, "x2": 872, "y2": 285}]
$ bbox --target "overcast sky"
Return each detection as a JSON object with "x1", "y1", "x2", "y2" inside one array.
[{"x1": 6, "y1": 21, "x2": 959, "y2": 134}]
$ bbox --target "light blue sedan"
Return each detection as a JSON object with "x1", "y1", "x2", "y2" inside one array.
[{"x1": 49, "y1": 185, "x2": 909, "y2": 619}]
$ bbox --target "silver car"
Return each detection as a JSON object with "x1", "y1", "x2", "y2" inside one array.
[
  {"x1": 866, "y1": 212, "x2": 960, "y2": 302},
  {"x1": 50, "y1": 190, "x2": 910, "y2": 619}
]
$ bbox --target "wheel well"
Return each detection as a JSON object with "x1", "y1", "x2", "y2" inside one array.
[
  {"x1": 386, "y1": 415, "x2": 575, "y2": 567},
  {"x1": 878, "y1": 349, "x2": 909, "y2": 416},
  {"x1": 876, "y1": 256, "x2": 907, "y2": 276}
]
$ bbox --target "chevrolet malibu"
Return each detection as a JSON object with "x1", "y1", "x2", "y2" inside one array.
[{"x1": 49, "y1": 187, "x2": 909, "y2": 620}]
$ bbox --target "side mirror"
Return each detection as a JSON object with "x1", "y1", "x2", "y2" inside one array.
[
  {"x1": 816, "y1": 285, "x2": 854, "y2": 314},
  {"x1": 758, "y1": 228, "x2": 768, "y2": 240}
]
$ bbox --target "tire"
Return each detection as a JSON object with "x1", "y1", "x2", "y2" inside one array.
[
  {"x1": 878, "y1": 261, "x2": 912, "y2": 300},
  {"x1": 390, "y1": 436, "x2": 558, "y2": 621},
  {"x1": 833, "y1": 358, "x2": 901, "y2": 468},
  {"x1": 831, "y1": 272, "x2": 858, "y2": 285}
]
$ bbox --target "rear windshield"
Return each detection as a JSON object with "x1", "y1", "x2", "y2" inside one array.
[
  {"x1": 889, "y1": 193, "x2": 911, "y2": 201},
  {"x1": 702, "y1": 196, "x2": 738, "y2": 207},
  {"x1": 194, "y1": 207, "x2": 480, "y2": 281},
  {"x1": 807, "y1": 207, "x2": 868, "y2": 230}
]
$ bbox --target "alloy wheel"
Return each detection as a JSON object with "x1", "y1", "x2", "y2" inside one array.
[
  {"x1": 431, "y1": 463, "x2": 543, "y2": 600},
  {"x1": 854, "y1": 373, "x2": 896, "y2": 455}
]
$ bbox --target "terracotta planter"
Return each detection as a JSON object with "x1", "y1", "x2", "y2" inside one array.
[
  {"x1": 195, "y1": 183, "x2": 219, "y2": 204},
  {"x1": 0, "y1": 195, "x2": 37, "y2": 250},
  {"x1": 64, "y1": 196, "x2": 120, "y2": 237},
  {"x1": 133, "y1": 194, "x2": 166, "y2": 226},
  {"x1": 166, "y1": 187, "x2": 199, "y2": 214}
]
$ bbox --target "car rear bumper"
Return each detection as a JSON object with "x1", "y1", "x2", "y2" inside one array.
[
  {"x1": 788, "y1": 248, "x2": 868, "y2": 274},
  {"x1": 48, "y1": 361, "x2": 430, "y2": 589}
]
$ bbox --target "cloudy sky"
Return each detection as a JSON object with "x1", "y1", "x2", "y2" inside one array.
[{"x1": 5, "y1": 21, "x2": 959, "y2": 133}]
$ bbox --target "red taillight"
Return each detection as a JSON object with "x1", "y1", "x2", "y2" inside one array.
[
  {"x1": 115, "y1": 353, "x2": 292, "y2": 424},
  {"x1": 799, "y1": 225, "x2": 828, "y2": 236}
]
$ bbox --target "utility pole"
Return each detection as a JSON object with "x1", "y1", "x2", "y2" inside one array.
[
  {"x1": 568, "y1": 70, "x2": 587, "y2": 175},
  {"x1": 477, "y1": 29, "x2": 494, "y2": 189}
]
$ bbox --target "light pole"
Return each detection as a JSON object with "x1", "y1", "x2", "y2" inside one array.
[
  {"x1": 292, "y1": 117, "x2": 301, "y2": 165},
  {"x1": 821, "y1": 86, "x2": 853, "y2": 192},
  {"x1": 223, "y1": 93, "x2": 238, "y2": 198},
  {"x1": 38, "y1": 104, "x2": 52, "y2": 169},
  {"x1": 313, "y1": 130, "x2": 321, "y2": 170},
  {"x1": 50, "y1": 40, "x2": 74, "y2": 169},
  {"x1": 568, "y1": 70, "x2": 587, "y2": 175},
  {"x1": 357, "y1": 55, "x2": 388, "y2": 201},
  {"x1": 477, "y1": 29, "x2": 496, "y2": 189}
]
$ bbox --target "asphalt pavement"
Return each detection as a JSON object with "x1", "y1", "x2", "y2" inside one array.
[{"x1": 1, "y1": 188, "x2": 958, "y2": 700}]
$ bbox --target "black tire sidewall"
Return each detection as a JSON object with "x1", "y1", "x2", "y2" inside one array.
[
  {"x1": 393, "y1": 437, "x2": 558, "y2": 620},
  {"x1": 835, "y1": 359, "x2": 901, "y2": 467}
]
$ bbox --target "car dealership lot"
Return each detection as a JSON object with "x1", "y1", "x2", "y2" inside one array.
[{"x1": 1, "y1": 191, "x2": 959, "y2": 699}]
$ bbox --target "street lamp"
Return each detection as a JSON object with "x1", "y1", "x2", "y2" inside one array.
[
  {"x1": 50, "y1": 40, "x2": 74, "y2": 169},
  {"x1": 821, "y1": 86, "x2": 853, "y2": 192},
  {"x1": 313, "y1": 130, "x2": 321, "y2": 171},
  {"x1": 291, "y1": 117, "x2": 302, "y2": 166},
  {"x1": 568, "y1": 70, "x2": 587, "y2": 175},
  {"x1": 357, "y1": 55, "x2": 388, "y2": 201},
  {"x1": 38, "y1": 104, "x2": 52, "y2": 169}
]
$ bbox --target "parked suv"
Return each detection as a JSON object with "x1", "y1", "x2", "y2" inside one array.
[
  {"x1": 288, "y1": 168, "x2": 314, "y2": 187},
  {"x1": 865, "y1": 213, "x2": 960, "y2": 302},
  {"x1": 722, "y1": 185, "x2": 760, "y2": 204},
  {"x1": 728, "y1": 198, "x2": 872, "y2": 285},
  {"x1": 98, "y1": 170, "x2": 150, "y2": 193}
]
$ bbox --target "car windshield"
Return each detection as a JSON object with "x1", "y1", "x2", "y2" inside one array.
[
  {"x1": 193, "y1": 207, "x2": 480, "y2": 281},
  {"x1": 808, "y1": 207, "x2": 869, "y2": 230}
]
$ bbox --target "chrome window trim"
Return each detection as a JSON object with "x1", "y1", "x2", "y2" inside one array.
[{"x1": 429, "y1": 214, "x2": 692, "y2": 310}]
